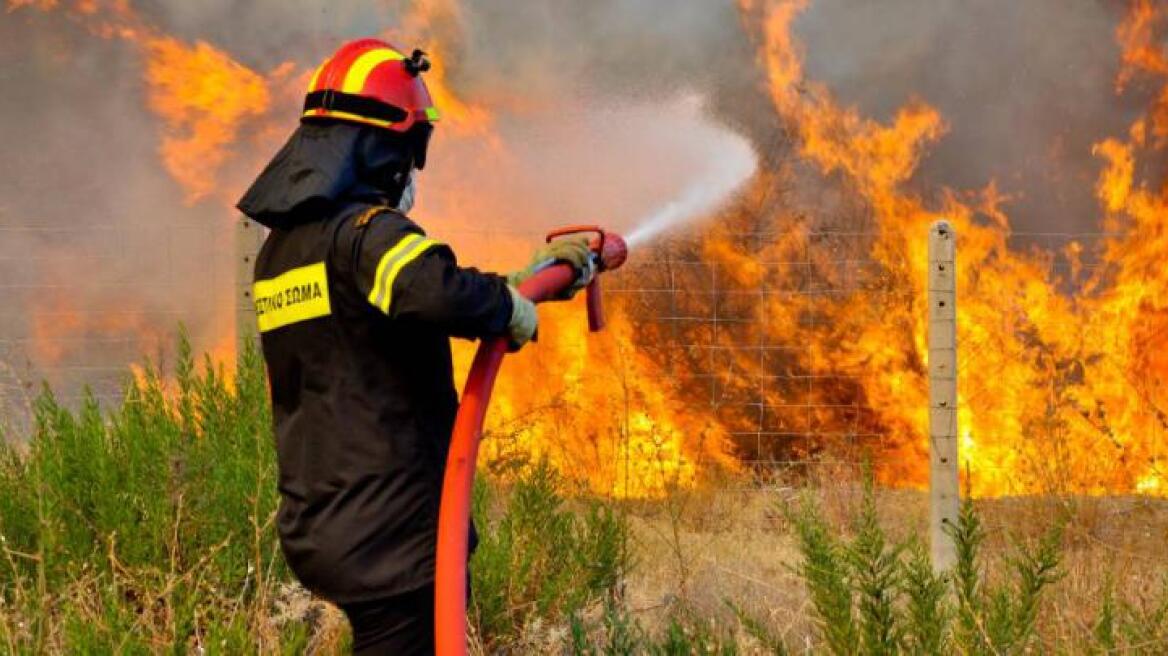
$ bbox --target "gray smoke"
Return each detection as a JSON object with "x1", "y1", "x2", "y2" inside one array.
[
  {"x1": 0, "y1": 10, "x2": 227, "y2": 412},
  {"x1": 141, "y1": 0, "x2": 1151, "y2": 234},
  {"x1": 0, "y1": 0, "x2": 1152, "y2": 416},
  {"x1": 136, "y1": 0, "x2": 779, "y2": 151},
  {"x1": 793, "y1": 0, "x2": 1149, "y2": 236}
]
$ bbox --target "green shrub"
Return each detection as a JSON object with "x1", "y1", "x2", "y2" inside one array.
[
  {"x1": 0, "y1": 335, "x2": 292, "y2": 652},
  {"x1": 1, "y1": 336, "x2": 1165, "y2": 654},
  {"x1": 470, "y1": 461, "x2": 630, "y2": 647},
  {"x1": 787, "y1": 474, "x2": 1066, "y2": 655},
  {"x1": 570, "y1": 599, "x2": 743, "y2": 656},
  {"x1": 900, "y1": 538, "x2": 948, "y2": 655},
  {"x1": 847, "y1": 486, "x2": 903, "y2": 655},
  {"x1": 788, "y1": 494, "x2": 858, "y2": 654}
]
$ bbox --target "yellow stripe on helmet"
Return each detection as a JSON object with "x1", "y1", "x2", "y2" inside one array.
[
  {"x1": 306, "y1": 61, "x2": 327, "y2": 92},
  {"x1": 342, "y1": 48, "x2": 405, "y2": 95}
]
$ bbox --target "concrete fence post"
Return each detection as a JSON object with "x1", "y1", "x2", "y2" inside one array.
[
  {"x1": 235, "y1": 216, "x2": 264, "y2": 357},
  {"x1": 928, "y1": 219, "x2": 959, "y2": 572}
]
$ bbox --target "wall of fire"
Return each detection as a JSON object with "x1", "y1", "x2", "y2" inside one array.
[{"x1": 1, "y1": 0, "x2": 1165, "y2": 499}]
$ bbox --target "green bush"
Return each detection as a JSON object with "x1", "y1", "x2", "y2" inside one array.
[
  {"x1": 786, "y1": 474, "x2": 1067, "y2": 655},
  {"x1": 569, "y1": 599, "x2": 744, "y2": 656},
  {"x1": 0, "y1": 336, "x2": 292, "y2": 653},
  {"x1": 0, "y1": 333, "x2": 638, "y2": 652},
  {"x1": 470, "y1": 461, "x2": 630, "y2": 647},
  {"x1": 1, "y1": 336, "x2": 1165, "y2": 654}
]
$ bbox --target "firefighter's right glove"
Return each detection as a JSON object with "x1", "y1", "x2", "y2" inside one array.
[
  {"x1": 507, "y1": 236, "x2": 595, "y2": 300},
  {"x1": 506, "y1": 285, "x2": 538, "y2": 351}
]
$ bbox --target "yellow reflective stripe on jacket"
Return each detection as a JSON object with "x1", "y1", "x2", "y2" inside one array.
[
  {"x1": 342, "y1": 49, "x2": 405, "y2": 94},
  {"x1": 254, "y1": 262, "x2": 332, "y2": 333},
  {"x1": 368, "y1": 234, "x2": 442, "y2": 314}
]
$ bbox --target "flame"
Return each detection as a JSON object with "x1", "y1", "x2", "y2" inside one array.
[
  {"x1": 729, "y1": 0, "x2": 1168, "y2": 495},
  {"x1": 28, "y1": 296, "x2": 166, "y2": 370},
  {"x1": 1116, "y1": 0, "x2": 1168, "y2": 143},
  {"x1": 10, "y1": 0, "x2": 1168, "y2": 499},
  {"x1": 5, "y1": 0, "x2": 276, "y2": 376},
  {"x1": 7, "y1": 0, "x2": 282, "y2": 205},
  {"x1": 389, "y1": 0, "x2": 494, "y2": 136},
  {"x1": 143, "y1": 37, "x2": 271, "y2": 204},
  {"x1": 462, "y1": 304, "x2": 738, "y2": 498},
  {"x1": 6, "y1": 0, "x2": 57, "y2": 10}
]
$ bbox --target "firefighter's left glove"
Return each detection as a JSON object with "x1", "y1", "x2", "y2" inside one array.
[
  {"x1": 506, "y1": 285, "x2": 538, "y2": 352},
  {"x1": 507, "y1": 236, "x2": 595, "y2": 300}
]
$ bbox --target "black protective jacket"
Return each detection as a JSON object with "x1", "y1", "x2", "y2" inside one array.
[{"x1": 240, "y1": 123, "x2": 512, "y2": 603}]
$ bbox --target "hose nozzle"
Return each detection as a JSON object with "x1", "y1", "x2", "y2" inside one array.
[
  {"x1": 545, "y1": 225, "x2": 628, "y2": 272},
  {"x1": 545, "y1": 225, "x2": 627, "y2": 332}
]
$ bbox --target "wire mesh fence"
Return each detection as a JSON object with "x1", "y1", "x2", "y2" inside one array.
[
  {"x1": 603, "y1": 228, "x2": 913, "y2": 472},
  {"x1": 0, "y1": 220, "x2": 233, "y2": 426},
  {"x1": 595, "y1": 224, "x2": 1163, "y2": 498},
  {"x1": 0, "y1": 209, "x2": 1164, "y2": 612},
  {"x1": 0, "y1": 211, "x2": 1162, "y2": 505}
]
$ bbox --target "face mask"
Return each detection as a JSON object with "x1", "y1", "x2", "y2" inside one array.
[{"x1": 397, "y1": 172, "x2": 417, "y2": 214}]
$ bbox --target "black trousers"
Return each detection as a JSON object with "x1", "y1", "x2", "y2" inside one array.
[{"x1": 340, "y1": 584, "x2": 435, "y2": 655}]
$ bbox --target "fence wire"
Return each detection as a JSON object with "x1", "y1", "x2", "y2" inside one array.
[
  {"x1": 0, "y1": 218, "x2": 1161, "y2": 501},
  {"x1": 591, "y1": 228, "x2": 1163, "y2": 493},
  {"x1": 1, "y1": 217, "x2": 1164, "y2": 628},
  {"x1": 0, "y1": 221, "x2": 233, "y2": 422}
]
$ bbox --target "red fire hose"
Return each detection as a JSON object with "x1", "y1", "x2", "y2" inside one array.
[{"x1": 435, "y1": 227, "x2": 628, "y2": 656}]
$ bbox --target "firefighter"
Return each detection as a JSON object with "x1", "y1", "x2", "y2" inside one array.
[{"x1": 237, "y1": 39, "x2": 592, "y2": 654}]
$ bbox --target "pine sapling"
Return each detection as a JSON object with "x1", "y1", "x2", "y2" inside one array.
[
  {"x1": 787, "y1": 495, "x2": 857, "y2": 655},
  {"x1": 902, "y1": 538, "x2": 949, "y2": 655},
  {"x1": 846, "y1": 476, "x2": 903, "y2": 656},
  {"x1": 950, "y1": 497, "x2": 988, "y2": 654}
]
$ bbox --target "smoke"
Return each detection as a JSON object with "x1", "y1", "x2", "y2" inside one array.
[
  {"x1": 137, "y1": 0, "x2": 1157, "y2": 237},
  {"x1": 134, "y1": 0, "x2": 780, "y2": 243},
  {"x1": 0, "y1": 10, "x2": 228, "y2": 406},
  {"x1": 790, "y1": 0, "x2": 1151, "y2": 235},
  {"x1": 0, "y1": 0, "x2": 1156, "y2": 412},
  {"x1": 624, "y1": 99, "x2": 758, "y2": 249}
]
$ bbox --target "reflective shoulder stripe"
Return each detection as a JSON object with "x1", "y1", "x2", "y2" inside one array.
[
  {"x1": 367, "y1": 234, "x2": 442, "y2": 314},
  {"x1": 342, "y1": 49, "x2": 405, "y2": 94},
  {"x1": 253, "y1": 262, "x2": 332, "y2": 333}
]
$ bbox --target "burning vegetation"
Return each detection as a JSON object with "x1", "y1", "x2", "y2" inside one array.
[{"x1": 2, "y1": 0, "x2": 1166, "y2": 499}]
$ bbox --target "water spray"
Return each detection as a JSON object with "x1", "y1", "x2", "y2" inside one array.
[
  {"x1": 624, "y1": 131, "x2": 758, "y2": 248},
  {"x1": 435, "y1": 226, "x2": 628, "y2": 656}
]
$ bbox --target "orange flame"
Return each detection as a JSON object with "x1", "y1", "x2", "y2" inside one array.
[
  {"x1": 462, "y1": 304, "x2": 739, "y2": 498},
  {"x1": 389, "y1": 0, "x2": 494, "y2": 137},
  {"x1": 1117, "y1": 0, "x2": 1168, "y2": 143},
  {"x1": 737, "y1": 0, "x2": 1168, "y2": 496},
  {"x1": 11, "y1": 0, "x2": 1167, "y2": 499},
  {"x1": 143, "y1": 37, "x2": 270, "y2": 204},
  {"x1": 7, "y1": 0, "x2": 731, "y2": 498}
]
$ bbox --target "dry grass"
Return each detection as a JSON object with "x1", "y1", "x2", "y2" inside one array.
[
  {"x1": 615, "y1": 469, "x2": 1168, "y2": 651},
  {"x1": 3, "y1": 341, "x2": 1165, "y2": 652}
]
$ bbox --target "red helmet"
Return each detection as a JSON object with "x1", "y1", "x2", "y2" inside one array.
[{"x1": 302, "y1": 38, "x2": 440, "y2": 134}]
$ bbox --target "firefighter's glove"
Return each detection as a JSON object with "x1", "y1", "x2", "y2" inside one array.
[
  {"x1": 507, "y1": 236, "x2": 595, "y2": 300},
  {"x1": 506, "y1": 285, "x2": 538, "y2": 352}
]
